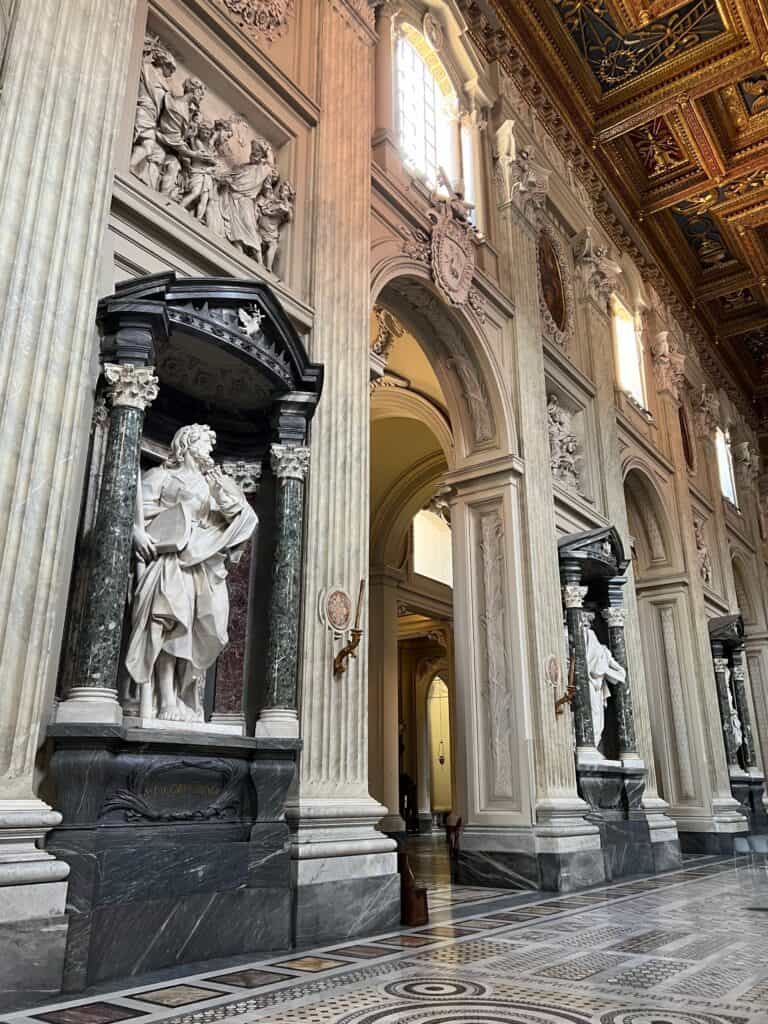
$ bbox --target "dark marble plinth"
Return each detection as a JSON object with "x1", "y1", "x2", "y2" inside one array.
[
  {"x1": 45, "y1": 725, "x2": 299, "y2": 992},
  {"x1": 577, "y1": 763, "x2": 663, "y2": 881},
  {"x1": 455, "y1": 850, "x2": 540, "y2": 890},
  {"x1": 293, "y1": 874, "x2": 400, "y2": 946},
  {"x1": 539, "y1": 849, "x2": 606, "y2": 892},
  {"x1": 731, "y1": 776, "x2": 768, "y2": 834},
  {"x1": 678, "y1": 830, "x2": 739, "y2": 856},
  {"x1": 652, "y1": 839, "x2": 683, "y2": 874}
]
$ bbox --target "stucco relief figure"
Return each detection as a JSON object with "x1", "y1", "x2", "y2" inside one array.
[
  {"x1": 126, "y1": 424, "x2": 257, "y2": 723},
  {"x1": 156, "y1": 77, "x2": 210, "y2": 198},
  {"x1": 130, "y1": 36, "x2": 177, "y2": 190},
  {"x1": 693, "y1": 515, "x2": 713, "y2": 585},
  {"x1": 130, "y1": 34, "x2": 295, "y2": 273},
  {"x1": 547, "y1": 393, "x2": 580, "y2": 491},
  {"x1": 583, "y1": 612, "x2": 626, "y2": 747}
]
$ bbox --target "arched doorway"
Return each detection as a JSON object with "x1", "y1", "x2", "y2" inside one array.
[
  {"x1": 367, "y1": 267, "x2": 531, "y2": 886},
  {"x1": 623, "y1": 466, "x2": 701, "y2": 814}
]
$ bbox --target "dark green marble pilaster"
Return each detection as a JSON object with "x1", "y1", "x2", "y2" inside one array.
[
  {"x1": 264, "y1": 445, "x2": 309, "y2": 711},
  {"x1": 75, "y1": 404, "x2": 144, "y2": 692},
  {"x1": 731, "y1": 643, "x2": 757, "y2": 768}
]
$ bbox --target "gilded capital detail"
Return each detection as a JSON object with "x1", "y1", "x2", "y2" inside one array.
[
  {"x1": 271, "y1": 444, "x2": 310, "y2": 481},
  {"x1": 103, "y1": 364, "x2": 159, "y2": 411}
]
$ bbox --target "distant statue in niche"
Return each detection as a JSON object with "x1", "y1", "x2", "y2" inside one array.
[
  {"x1": 130, "y1": 33, "x2": 296, "y2": 276},
  {"x1": 725, "y1": 667, "x2": 743, "y2": 751},
  {"x1": 583, "y1": 612, "x2": 626, "y2": 748},
  {"x1": 125, "y1": 424, "x2": 257, "y2": 723},
  {"x1": 693, "y1": 516, "x2": 712, "y2": 585}
]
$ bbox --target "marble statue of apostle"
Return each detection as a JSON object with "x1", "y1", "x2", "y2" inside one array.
[
  {"x1": 125, "y1": 424, "x2": 257, "y2": 723},
  {"x1": 583, "y1": 614, "x2": 626, "y2": 748},
  {"x1": 725, "y1": 668, "x2": 744, "y2": 751}
]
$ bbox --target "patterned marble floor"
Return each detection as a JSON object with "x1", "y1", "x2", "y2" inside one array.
[{"x1": 9, "y1": 856, "x2": 768, "y2": 1024}]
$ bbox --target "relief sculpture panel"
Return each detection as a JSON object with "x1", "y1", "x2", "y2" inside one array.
[{"x1": 130, "y1": 34, "x2": 295, "y2": 276}]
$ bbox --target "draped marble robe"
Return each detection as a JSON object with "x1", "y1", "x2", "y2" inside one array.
[
  {"x1": 584, "y1": 625, "x2": 626, "y2": 749},
  {"x1": 125, "y1": 463, "x2": 257, "y2": 719}
]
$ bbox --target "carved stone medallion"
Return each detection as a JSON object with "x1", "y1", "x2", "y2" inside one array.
[
  {"x1": 431, "y1": 212, "x2": 476, "y2": 306},
  {"x1": 213, "y1": 0, "x2": 295, "y2": 45}
]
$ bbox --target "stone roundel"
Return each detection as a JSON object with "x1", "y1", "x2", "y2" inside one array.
[
  {"x1": 600, "y1": 1012, "x2": 733, "y2": 1024},
  {"x1": 338, "y1": 998, "x2": 591, "y2": 1024},
  {"x1": 384, "y1": 979, "x2": 487, "y2": 1000}
]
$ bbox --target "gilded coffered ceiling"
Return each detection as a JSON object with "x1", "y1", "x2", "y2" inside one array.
[{"x1": 480, "y1": 0, "x2": 768, "y2": 409}]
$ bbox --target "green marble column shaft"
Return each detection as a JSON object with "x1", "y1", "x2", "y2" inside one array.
[
  {"x1": 602, "y1": 603, "x2": 638, "y2": 758},
  {"x1": 73, "y1": 365, "x2": 158, "y2": 696},
  {"x1": 264, "y1": 444, "x2": 310, "y2": 710},
  {"x1": 561, "y1": 562, "x2": 594, "y2": 751},
  {"x1": 712, "y1": 644, "x2": 741, "y2": 768}
]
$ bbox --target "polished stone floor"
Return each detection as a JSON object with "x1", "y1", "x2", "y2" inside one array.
[{"x1": 9, "y1": 847, "x2": 768, "y2": 1024}]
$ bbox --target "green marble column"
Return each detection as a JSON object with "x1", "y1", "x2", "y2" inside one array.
[
  {"x1": 712, "y1": 643, "x2": 741, "y2": 770},
  {"x1": 602, "y1": 597, "x2": 638, "y2": 761},
  {"x1": 59, "y1": 364, "x2": 158, "y2": 723},
  {"x1": 259, "y1": 444, "x2": 310, "y2": 734},
  {"x1": 561, "y1": 560, "x2": 595, "y2": 757}
]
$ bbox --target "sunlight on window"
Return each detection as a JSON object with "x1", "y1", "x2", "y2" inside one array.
[
  {"x1": 715, "y1": 427, "x2": 738, "y2": 506},
  {"x1": 613, "y1": 300, "x2": 645, "y2": 407},
  {"x1": 396, "y1": 27, "x2": 456, "y2": 187},
  {"x1": 413, "y1": 509, "x2": 453, "y2": 587}
]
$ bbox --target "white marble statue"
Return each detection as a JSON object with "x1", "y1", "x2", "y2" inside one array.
[
  {"x1": 126, "y1": 424, "x2": 257, "y2": 723},
  {"x1": 725, "y1": 668, "x2": 743, "y2": 750},
  {"x1": 583, "y1": 613, "x2": 626, "y2": 748}
]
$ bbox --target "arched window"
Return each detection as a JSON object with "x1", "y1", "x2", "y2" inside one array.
[
  {"x1": 412, "y1": 508, "x2": 453, "y2": 587},
  {"x1": 715, "y1": 427, "x2": 738, "y2": 506},
  {"x1": 395, "y1": 24, "x2": 458, "y2": 188},
  {"x1": 612, "y1": 297, "x2": 646, "y2": 408}
]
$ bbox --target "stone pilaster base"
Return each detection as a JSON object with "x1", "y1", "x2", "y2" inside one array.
[
  {"x1": 288, "y1": 798, "x2": 400, "y2": 945},
  {"x1": 455, "y1": 823, "x2": 606, "y2": 892},
  {"x1": 0, "y1": 800, "x2": 70, "y2": 1010}
]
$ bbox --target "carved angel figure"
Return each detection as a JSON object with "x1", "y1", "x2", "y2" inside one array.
[{"x1": 125, "y1": 424, "x2": 257, "y2": 723}]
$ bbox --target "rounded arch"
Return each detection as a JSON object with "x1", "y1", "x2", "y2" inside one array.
[
  {"x1": 371, "y1": 268, "x2": 516, "y2": 461},
  {"x1": 371, "y1": 452, "x2": 446, "y2": 567},
  {"x1": 622, "y1": 463, "x2": 678, "y2": 574},
  {"x1": 371, "y1": 387, "x2": 455, "y2": 467}
]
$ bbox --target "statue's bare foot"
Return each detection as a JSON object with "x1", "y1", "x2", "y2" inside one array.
[{"x1": 157, "y1": 706, "x2": 185, "y2": 721}]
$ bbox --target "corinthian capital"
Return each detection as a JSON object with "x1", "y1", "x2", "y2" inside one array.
[
  {"x1": 271, "y1": 443, "x2": 310, "y2": 481},
  {"x1": 562, "y1": 584, "x2": 588, "y2": 609},
  {"x1": 103, "y1": 363, "x2": 159, "y2": 411},
  {"x1": 601, "y1": 606, "x2": 627, "y2": 628}
]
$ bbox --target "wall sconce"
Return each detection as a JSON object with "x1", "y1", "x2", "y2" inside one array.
[{"x1": 333, "y1": 578, "x2": 366, "y2": 678}]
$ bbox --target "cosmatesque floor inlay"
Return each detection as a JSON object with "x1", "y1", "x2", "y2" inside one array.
[{"x1": 11, "y1": 860, "x2": 768, "y2": 1024}]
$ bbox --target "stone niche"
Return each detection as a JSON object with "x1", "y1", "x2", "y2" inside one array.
[{"x1": 48, "y1": 272, "x2": 323, "y2": 991}]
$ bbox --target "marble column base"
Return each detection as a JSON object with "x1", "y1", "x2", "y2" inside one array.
[
  {"x1": 0, "y1": 800, "x2": 71, "y2": 1010},
  {"x1": 731, "y1": 775, "x2": 768, "y2": 834},
  {"x1": 56, "y1": 687, "x2": 122, "y2": 724},
  {"x1": 255, "y1": 707, "x2": 299, "y2": 739},
  {"x1": 46, "y1": 725, "x2": 299, "y2": 992}
]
